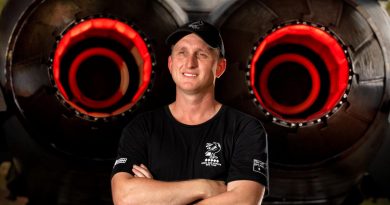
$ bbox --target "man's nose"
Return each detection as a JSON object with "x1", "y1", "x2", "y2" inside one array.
[{"x1": 186, "y1": 53, "x2": 198, "y2": 68}]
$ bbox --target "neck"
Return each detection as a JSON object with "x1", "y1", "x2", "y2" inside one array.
[{"x1": 169, "y1": 91, "x2": 222, "y2": 125}]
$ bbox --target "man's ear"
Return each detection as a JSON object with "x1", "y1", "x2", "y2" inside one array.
[
  {"x1": 168, "y1": 55, "x2": 172, "y2": 73},
  {"x1": 216, "y1": 58, "x2": 227, "y2": 78}
]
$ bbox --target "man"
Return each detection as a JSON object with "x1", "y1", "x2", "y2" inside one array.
[{"x1": 111, "y1": 20, "x2": 268, "y2": 205}]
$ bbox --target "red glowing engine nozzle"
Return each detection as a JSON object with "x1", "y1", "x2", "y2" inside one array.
[
  {"x1": 52, "y1": 18, "x2": 153, "y2": 119},
  {"x1": 249, "y1": 23, "x2": 352, "y2": 126}
]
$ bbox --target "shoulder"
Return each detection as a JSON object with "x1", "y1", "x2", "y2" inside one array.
[
  {"x1": 221, "y1": 105, "x2": 266, "y2": 136},
  {"x1": 223, "y1": 106, "x2": 263, "y2": 125},
  {"x1": 223, "y1": 105, "x2": 254, "y2": 118},
  {"x1": 124, "y1": 106, "x2": 167, "y2": 129},
  {"x1": 135, "y1": 106, "x2": 167, "y2": 120}
]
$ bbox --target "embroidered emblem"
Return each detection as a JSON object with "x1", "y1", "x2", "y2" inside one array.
[
  {"x1": 188, "y1": 21, "x2": 204, "y2": 30},
  {"x1": 201, "y1": 142, "x2": 222, "y2": 167},
  {"x1": 253, "y1": 159, "x2": 267, "y2": 176}
]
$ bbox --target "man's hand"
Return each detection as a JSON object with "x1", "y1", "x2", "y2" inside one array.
[
  {"x1": 195, "y1": 180, "x2": 265, "y2": 205},
  {"x1": 201, "y1": 179, "x2": 227, "y2": 199},
  {"x1": 132, "y1": 164, "x2": 153, "y2": 179}
]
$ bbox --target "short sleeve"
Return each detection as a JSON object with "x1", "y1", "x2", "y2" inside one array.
[
  {"x1": 111, "y1": 116, "x2": 148, "y2": 178},
  {"x1": 227, "y1": 119, "x2": 269, "y2": 191}
]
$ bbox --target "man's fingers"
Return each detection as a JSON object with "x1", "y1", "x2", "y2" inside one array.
[
  {"x1": 132, "y1": 166, "x2": 145, "y2": 177},
  {"x1": 140, "y1": 164, "x2": 148, "y2": 169},
  {"x1": 202, "y1": 179, "x2": 227, "y2": 198},
  {"x1": 132, "y1": 165, "x2": 153, "y2": 179}
]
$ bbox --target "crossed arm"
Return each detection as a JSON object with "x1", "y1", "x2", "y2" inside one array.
[{"x1": 111, "y1": 164, "x2": 266, "y2": 205}]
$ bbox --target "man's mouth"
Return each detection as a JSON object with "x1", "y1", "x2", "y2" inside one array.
[{"x1": 183, "y1": 72, "x2": 198, "y2": 77}]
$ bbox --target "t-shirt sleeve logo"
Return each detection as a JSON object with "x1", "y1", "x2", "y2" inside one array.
[
  {"x1": 114, "y1": 158, "x2": 127, "y2": 167},
  {"x1": 201, "y1": 142, "x2": 222, "y2": 167},
  {"x1": 253, "y1": 159, "x2": 267, "y2": 177}
]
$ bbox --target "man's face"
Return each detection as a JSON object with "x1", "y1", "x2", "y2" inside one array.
[{"x1": 168, "y1": 33, "x2": 226, "y2": 95}]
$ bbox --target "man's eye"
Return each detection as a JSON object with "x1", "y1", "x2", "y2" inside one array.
[{"x1": 198, "y1": 53, "x2": 209, "y2": 58}]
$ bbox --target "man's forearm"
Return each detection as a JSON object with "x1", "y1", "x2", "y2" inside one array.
[
  {"x1": 112, "y1": 176, "x2": 202, "y2": 205},
  {"x1": 195, "y1": 180, "x2": 265, "y2": 205},
  {"x1": 111, "y1": 173, "x2": 226, "y2": 205},
  {"x1": 195, "y1": 190, "x2": 262, "y2": 205}
]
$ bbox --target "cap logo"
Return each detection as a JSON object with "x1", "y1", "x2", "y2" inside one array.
[{"x1": 188, "y1": 21, "x2": 204, "y2": 30}]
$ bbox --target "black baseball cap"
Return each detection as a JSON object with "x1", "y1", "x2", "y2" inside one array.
[{"x1": 166, "y1": 20, "x2": 225, "y2": 57}]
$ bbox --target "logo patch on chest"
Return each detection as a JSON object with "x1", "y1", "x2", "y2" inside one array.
[{"x1": 201, "y1": 142, "x2": 222, "y2": 167}]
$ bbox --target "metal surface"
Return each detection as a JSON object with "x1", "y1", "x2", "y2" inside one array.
[
  {"x1": 0, "y1": 87, "x2": 5, "y2": 112},
  {"x1": 211, "y1": 0, "x2": 390, "y2": 203},
  {"x1": 0, "y1": 0, "x2": 389, "y2": 204},
  {"x1": 0, "y1": 0, "x2": 185, "y2": 204}
]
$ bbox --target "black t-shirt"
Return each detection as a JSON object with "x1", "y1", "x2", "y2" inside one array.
[{"x1": 112, "y1": 105, "x2": 268, "y2": 188}]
